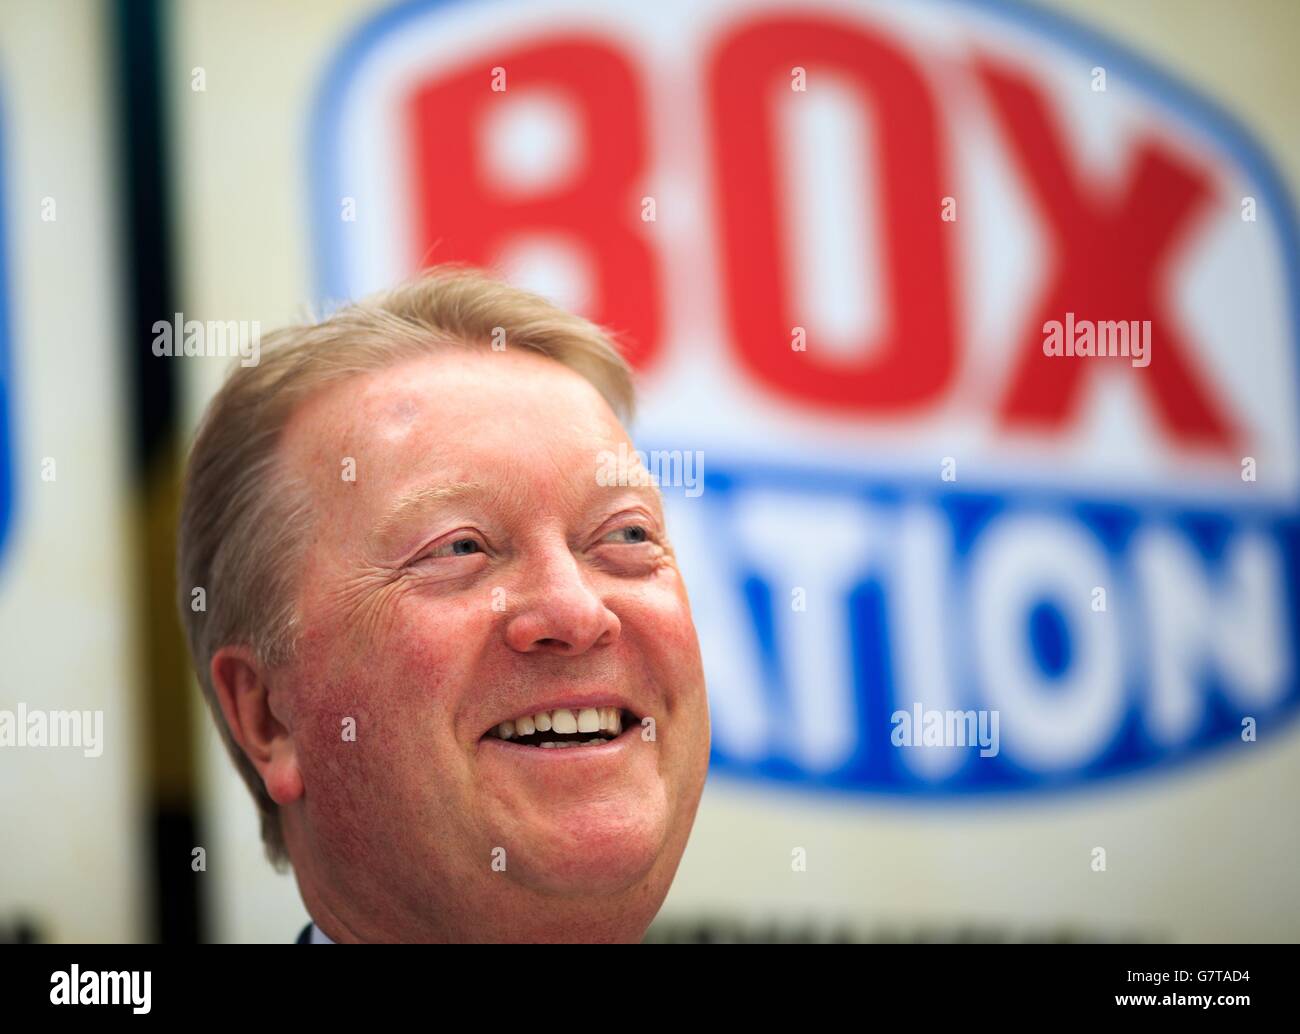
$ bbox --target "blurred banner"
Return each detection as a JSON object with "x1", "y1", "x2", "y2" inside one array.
[
  {"x1": 0, "y1": 2, "x2": 145, "y2": 942},
  {"x1": 166, "y1": 0, "x2": 1300, "y2": 943}
]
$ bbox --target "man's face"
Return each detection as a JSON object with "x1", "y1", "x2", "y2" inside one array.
[{"x1": 270, "y1": 347, "x2": 710, "y2": 942}]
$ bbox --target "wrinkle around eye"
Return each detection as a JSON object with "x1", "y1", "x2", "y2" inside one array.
[
  {"x1": 590, "y1": 538, "x2": 671, "y2": 576},
  {"x1": 322, "y1": 564, "x2": 421, "y2": 649}
]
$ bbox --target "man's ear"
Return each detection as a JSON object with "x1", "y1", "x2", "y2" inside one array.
[{"x1": 210, "y1": 646, "x2": 304, "y2": 806}]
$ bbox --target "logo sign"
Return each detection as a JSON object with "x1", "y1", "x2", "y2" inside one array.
[{"x1": 312, "y1": 0, "x2": 1300, "y2": 796}]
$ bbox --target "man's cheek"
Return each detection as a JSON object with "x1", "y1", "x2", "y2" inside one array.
[
  {"x1": 303, "y1": 620, "x2": 452, "y2": 708},
  {"x1": 288, "y1": 660, "x2": 406, "y2": 767},
  {"x1": 624, "y1": 589, "x2": 702, "y2": 664},
  {"x1": 296, "y1": 702, "x2": 442, "y2": 839}
]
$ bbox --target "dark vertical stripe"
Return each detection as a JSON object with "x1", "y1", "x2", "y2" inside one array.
[{"x1": 111, "y1": 0, "x2": 205, "y2": 945}]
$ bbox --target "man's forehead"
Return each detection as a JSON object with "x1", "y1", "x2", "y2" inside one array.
[
  {"x1": 281, "y1": 352, "x2": 626, "y2": 474},
  {"x1": 275, "y1": 354, "x2": 652, "y2": 540}
]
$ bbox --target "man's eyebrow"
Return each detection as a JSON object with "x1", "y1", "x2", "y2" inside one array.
[
  {"x1": 619, "y1": 481, "x2": 666, "y2": 518},
  {"x1": 370, "y1": 480, "x2": 488, "y2": 546}
]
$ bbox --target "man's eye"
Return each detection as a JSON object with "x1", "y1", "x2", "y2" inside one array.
[
  {"x1": 428, "y1": 537, "x2": 482, "y2": 559},
  {"x1": 602, "y1": 525, "x2": 650, "y2": 545}
]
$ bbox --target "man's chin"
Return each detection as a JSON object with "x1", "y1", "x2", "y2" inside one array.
[{"x1": 496, "y1": 793, "x2": 673, "y2": 898}]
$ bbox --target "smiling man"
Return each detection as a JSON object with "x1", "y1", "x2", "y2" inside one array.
[{"x1": 176, "y1": 268, "x2": 711, "y2": 943}]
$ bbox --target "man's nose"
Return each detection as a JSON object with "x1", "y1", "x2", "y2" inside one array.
[{"x1": 503, "y1": 548, "x2": 621, "y2": 654}]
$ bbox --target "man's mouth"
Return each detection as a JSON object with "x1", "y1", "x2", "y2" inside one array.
[{"x1": 482, "y1": 706, "x2": 640, "y2": 749}]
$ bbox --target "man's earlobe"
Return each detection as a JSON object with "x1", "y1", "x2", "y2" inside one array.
[{"x1": 210, "y1": 647, "x2": 304, "y2": 806}]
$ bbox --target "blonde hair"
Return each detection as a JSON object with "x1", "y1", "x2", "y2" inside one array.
[{"x1": 176, "y1": 266, "x2": 636, "y2": 869}]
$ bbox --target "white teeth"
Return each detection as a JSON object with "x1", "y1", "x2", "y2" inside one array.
[
  {"x1": 490, "y1": 705, "x2": 631, "y2": 740},
  {"x1": 540, "y1": 741, "x2": 557, "y2": 748}
]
